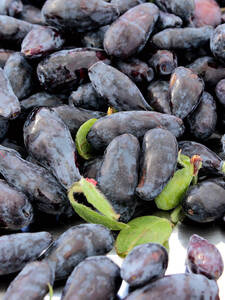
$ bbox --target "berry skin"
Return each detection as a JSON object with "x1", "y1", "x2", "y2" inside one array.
[
  {"x1": 121, "y1": 243, "x2": 168, "y2": 287},
  {"x1": 186, "y1": 234, "x2": 224, "y2": 280}
]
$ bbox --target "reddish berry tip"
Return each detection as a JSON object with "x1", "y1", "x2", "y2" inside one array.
[{"x1": 85, "y1": 178, "x2": 97, "y2": 186}]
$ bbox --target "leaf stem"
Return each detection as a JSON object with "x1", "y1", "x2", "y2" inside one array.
[{"x1": 47, "y1": 283, "x2": 53, "y2": 300}]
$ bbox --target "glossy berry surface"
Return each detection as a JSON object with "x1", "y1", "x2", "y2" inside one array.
[
  {"x1": 187, "y1": 234, "x2": 224, "y2": 280},
  {"x1": 125, "y1": 273, "x2": 219, "y2": 300},
  {"x1": 182, "y1": 181, "x2": 225, "y2": 223},
  {"x1": 3, "y1": 260, "x2": 55, "y2": 300},
  {"x1": 136, "y1": 128, "x2": 178, "y2": 201},
  {"x1": 45, "y1": 224, "x2": 114, "y2": 280},
  {"x1": 0, "y1": 231, "x2": 52, "y2": 275},
  {"x1": 61, "y1": 256, "x2": 121, "y2": 300},
  {"x1": 121, "y1": 243, "x2": 168, "y2": 287}
]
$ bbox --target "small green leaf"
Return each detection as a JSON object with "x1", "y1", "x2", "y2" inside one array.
[
  {"x1": 163, "y1": 240, "x2": 170, "y2": 251},
  {"x1": 152, "y1": 210, "x2": 171, "y2": 222},
  {"x1": 115, "y1": 216, "x2": 173, "y2": 257},
  {"x1": 155, "y1": 155, "x2": 202, "y2": 211},
  {"x1": 170, "y1": 205, "x2": 185, "y2": 224},
  {"x1": 75, "y1": 118, "x2": 97, "y2": 160},
  {"x1": 68, "y1": 177, "x2": 128, "y2": 231},
  {"x1": 69, "y1": 199, "x2": 128, "y2": 230},
  {"x1": 178, "y1": 152, "x2": 191, "y2": 168},
  {"x1": 70, "y1": 178, "x2": 120, "y2": 220},
  {"x1": 47, "y1": 283, "x2": 53, "y2": 300},
  {"x1": 80, "y1": 178, "x2": 119, "y2": 220},
  {"x1": 221, "y1": 161, "x2": 225, "y2": 175},
  {"x1": 155, "y1": 165, "x2": 193, "y2": 211}
]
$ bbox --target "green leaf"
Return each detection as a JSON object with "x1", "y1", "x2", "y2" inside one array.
[
  {"x1": 170, "y1": 205, "x2": 185, "y2": 224},
  {"x1": 221, "y1": 161, "x2": 225, "y2": 175},
  {"x1": 152, "y1": 210, "x2": 172, "y2": 222},
  {"x1": 75, "y1": 118, "x2": 97, "y2": 160},
  {"x1": 163, "y1": 240, "x2": 169, "y2": 251},
  {"x1": 69, "y1": 199, "x2": 128, "y2": 230},
  {"x1": 115, "y1": 216, "x2": 173, "y2": 257},
  {"x1": 178, "y1": 152, "x2": 191, "y2": 167},
  {"x1": 80, "y1": 177, "x2": 119, "y2": 220},
  {"x1": 47, "y1": 283, "x2": 53, "y2": 300},
  {"x1": 155, "y1": 155, "x2": 202, "y2": 211},
  {"x1": 68, "y1": 177, "x2": 128, "y2": 231},
  {"x1": 152, "y1": 206, "x2": 185, "y2": 225},
  {"x1": 70, "y1": 178, "x2": 119, "y2": 220},
  {"x1": 155, "y1": 165, "x2": 193, "y2": 211}
]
